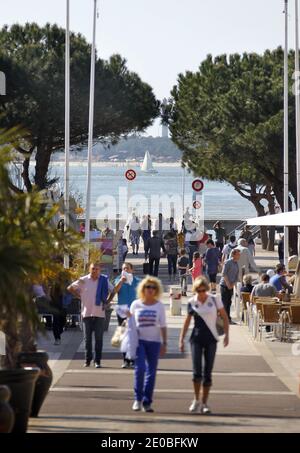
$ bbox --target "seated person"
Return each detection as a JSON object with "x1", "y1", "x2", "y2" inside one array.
[
  {"x1": 250, "y1": 274, "x2": 277, "y2": 303},
  {"x1": 270, "y1": 264, "x2": 293, "y2": 294},
  {"x1": 240, "y1": 274, "x2": 254, "y2": 294}
]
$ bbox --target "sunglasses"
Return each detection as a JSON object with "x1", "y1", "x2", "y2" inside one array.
[
  {"x1": 145, "y1": 285, "x2": 157, "y2": 290},
  {"x1": 196, "y1": 288, "x2": 206, "y2": 293}
]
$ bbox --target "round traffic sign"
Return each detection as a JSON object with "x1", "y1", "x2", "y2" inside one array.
[
  {"x1": 192, "y1": 179, "x2": 204, "y2": 192},
  {"x1": 193, "y1": 200, "x2": 201, "y2": 210},
  {"x1": 125, "y1": 169, "x2": 137, "y2": 181}
]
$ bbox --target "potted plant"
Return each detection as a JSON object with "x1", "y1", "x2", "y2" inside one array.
[{"x1": 0, "y1": 129, "x2": 81, "y2": 432}]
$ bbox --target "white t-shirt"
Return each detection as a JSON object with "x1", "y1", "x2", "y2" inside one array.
[
  {"x1": 189, "y1": 294, "x2": 224, "y2": 341},
  {"x1": 130, "y1": 299, "x2": 167, "y2": 343},
  {"x1": 69, "y1": 274, "x2": 114, "y2": 319}
]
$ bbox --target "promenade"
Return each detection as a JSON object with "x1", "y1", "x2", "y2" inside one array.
[{"x1": 28, "y1": 247, "x2": 300, "y2": 433}]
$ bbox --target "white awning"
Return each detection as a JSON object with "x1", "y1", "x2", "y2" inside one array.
[{"x1": 247, "y1": 209, "x2": 300, "y2": 227}]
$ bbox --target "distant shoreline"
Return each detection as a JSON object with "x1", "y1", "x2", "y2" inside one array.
[{"x1": 50, "y1": 161, "x2": 182, "y2": 168}]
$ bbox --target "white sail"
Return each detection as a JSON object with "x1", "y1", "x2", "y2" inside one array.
[{"x1": 141, "y1": 151, "x2": 157, "y2": 173}]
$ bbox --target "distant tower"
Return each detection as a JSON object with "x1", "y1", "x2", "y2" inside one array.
[
  {"x1": 161, "y1": 98, "x2": 169, "y2": 138},
  {"x1": 162, "y1": 124, "x2": 169, "y2": 138}
]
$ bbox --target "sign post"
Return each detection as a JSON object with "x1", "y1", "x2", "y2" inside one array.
[
  {"x1": 125, "y1": 168, "x2": 137, "y2": 227},
  {"x1": 192, "y1": 179, "x2": 204, "y2": 231}
]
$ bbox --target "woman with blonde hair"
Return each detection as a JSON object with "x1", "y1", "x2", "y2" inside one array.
[
  {"x1": 129, "y1": 276, "x2": 167, "y2": 413},
  {"x1": 179, "y1": 276, "x2": 229, "y2": 414}
]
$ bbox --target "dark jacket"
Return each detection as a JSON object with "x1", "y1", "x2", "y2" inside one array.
[{"x1": 145, "y1": 236, "x2": 166, "y2": 259}]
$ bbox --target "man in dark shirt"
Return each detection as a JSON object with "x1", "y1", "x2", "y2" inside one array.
[
  {"x1": 204, "y1": 239, "x2": 221, "y2": 293},
  {"x1": 177, "y1": 248, "x2": 190, "y2": 296},
  {"x1": 219, "y1": 248, "x2": 241, "y2": 323},
  {"x1": 213, "y1": 221, "x2": 226, "y2": 251},
  {"x1": 145, "y1": 230, "x2": 166, "y2": 277}
]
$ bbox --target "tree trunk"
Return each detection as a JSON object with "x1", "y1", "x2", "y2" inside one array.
[
  {"x1": 253, "y1": 201, "x2": 268, "y2": 250},
  {"x1": 34, "y1": 144, "x2": 52, "y2": 190},
  {"x1": 267, "y1": 227, "x2": 275, "y2": 251},
  {"x1": 289, "y1": 227, "x2": 298, "y2": 256},
  {"x1": 260, "y1": 226, "x2": 268, "y2": 250},
  {"x1": 21, "y1": 157, "x2": 32, "y2": 192}
]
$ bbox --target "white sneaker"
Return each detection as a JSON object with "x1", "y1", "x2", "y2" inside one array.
[
  {"x1": 201, "y1": 403, "x2": 211, "y2": 415},
  {"x1": 189, "y1": 400, "x2": 200, "y2": 413},
  {"x1": 132, "y1": 401, "x2": 142, "y2": 411},
  {"x1": 54, "y1": 339, "x2": 61, "y2": 346}
]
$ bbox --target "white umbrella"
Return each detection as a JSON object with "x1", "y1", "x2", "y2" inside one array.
[{"x1": 247, "y1": 210, "x2": 300, "y2": 226}]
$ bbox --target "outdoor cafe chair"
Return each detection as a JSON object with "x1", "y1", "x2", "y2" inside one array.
[
  {"x1": 258, "y1": 304, "x2": 283, "y2": 341},
  {"x1": 240, "y1": 292, "x2": 251, "y2": 325},
  {"x1": 254, "y1": 302, "x2": 286, "y2": 341},
  {"x1": 288, "y1": 305, "x2": 300, "y2": 328}
]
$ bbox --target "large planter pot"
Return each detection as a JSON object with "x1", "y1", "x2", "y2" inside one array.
[
  {"x1": 17, "y1": 351, "x2": 53, "y2": 417},
  {"x1": 0, "y1": 368, "x2": 39, "y2": 433},
  {"x1": 0, "y1": 385, "x2": 14, "y2": 433}
]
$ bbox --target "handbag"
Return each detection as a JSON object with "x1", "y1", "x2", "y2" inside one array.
[
  {"x1": 212, "y1": 296, "x2": 225, "y2": 336},
  {"x1": 143, "y1": 261, "x2": 150, "y2": 275},
  {"x1": 111, "y1": 321, "x2": 127, "y2": 348}
]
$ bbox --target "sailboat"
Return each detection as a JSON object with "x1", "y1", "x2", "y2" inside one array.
[{"x1": 141, "y1": 150, "x2": 158, "y2": 174}]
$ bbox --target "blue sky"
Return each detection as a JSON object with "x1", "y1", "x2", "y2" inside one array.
[{"x1": 1, "y1": 0, "x2": 295, "y2": 135}]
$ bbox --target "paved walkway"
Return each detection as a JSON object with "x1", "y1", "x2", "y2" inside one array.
[{"x1": 28, "y1": 249, "x2": 300, "y2": 433}]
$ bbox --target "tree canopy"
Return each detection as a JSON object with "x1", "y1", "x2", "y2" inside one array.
[
  {"x1": 0, "y1": 23, "x2": 160, "y2": 190},
  {"x1": 170, "y1": 48, "x2": 297, "y2": 211}
]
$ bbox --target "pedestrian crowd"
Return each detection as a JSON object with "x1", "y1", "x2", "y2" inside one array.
[{"x1": 32, "y1": 216, "x2": 297, "y2": 415}]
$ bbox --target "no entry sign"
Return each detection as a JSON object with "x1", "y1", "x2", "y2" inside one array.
[
  {"x1": 125, "y1": 169, "x2": 137, "y2": 181},
  {"x1": 193, "y1": 200, "x2": 201, "y2": 210},
  {"x1": 192, "y1": 179, "x2": 204, "y2": 192}
]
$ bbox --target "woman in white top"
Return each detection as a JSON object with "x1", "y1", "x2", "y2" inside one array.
[
  {"x1": 179, "y1": 276, "x2": 229, "y2": 414},
  {"x1": 129, "y1": 276, "x2": 167, "y2": 413},
  {"x1": 129, "y1": 216, "x2": 141, "y2": 255}
]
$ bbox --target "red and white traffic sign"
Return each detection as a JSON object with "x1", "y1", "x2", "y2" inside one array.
[
  {"x1": 192, "y1": 179, "x2": 204, "y2": 192},
  {"x1": 125, "y1": 169, "x2": 137, "y2": 181},
  {"x1": 193, "y1": 200, "x2": 201, "y2": 210}
]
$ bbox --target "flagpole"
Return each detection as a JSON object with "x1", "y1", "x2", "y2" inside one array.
[
  {"x1": 295, "y1": 0, "x2": 300, "y2": 256},
  {"x1": 182, "y1": 166, "x2": 186, "y2": 219},
  {"x1": 84, "y1": 0, "x2": 98, "y2": 267},
  {"x1": 284, "y1": 0, "x2": 289, "y2": 268},
  {"x1": 64, "y1": 0, "x2": 70, "y2": 269}
]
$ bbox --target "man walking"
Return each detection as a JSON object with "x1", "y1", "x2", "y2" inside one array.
[
  {"x1": 114, "y1": 262, "x2": 141, "y2": 368},
  {"x1": 67, "y1": 263, "x2": 114, "y2": 368},
  {"x1": 236, "y1": 238, "x2": 258, "y2": 282},
  {"x1": 204, "y1": 239, "x2": 221, "y2": 293},
  {"x1": 219, "y1": 248, "x2": 241, "y2": 323},
  {"x1": 145, "y1": 230, "x2": 166, "y2": 277},
  {"x1": 164, "y1": 230, "x2": 179, "y2": 282},
  {"x1": 222, "y1": 235, "x2": 237, "y2": 262},
  {"x1": 213, "y1": 221, "x2": 226, "y2": 251}
]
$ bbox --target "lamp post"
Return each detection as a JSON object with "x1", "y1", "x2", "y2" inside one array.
[
  {"x1": 84, "y1": 0, "x2": 98, "y2": 267},
  {"x1": 64, "y1": 0, "x2": 70, "y2": 269},
  {"x1": 182, "y1": 166, "x2": 186, "y2": 219},
  {"x1": 284, "y1": 0, "x2": 289, "y2": 268}
]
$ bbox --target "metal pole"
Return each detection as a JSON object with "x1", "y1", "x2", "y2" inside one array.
[
  {"x1": 84, "y1": 0, "x2": 98, "y2": 267},
  {"x1": 295, "y1": 0, "x2": 300, "y2": 256},
  {"x1": 64, "y1": 0, "x2": 70, "y2": 269},
  {"x1": 284, "y1": 0, "x2": 289, "y2": 268},
  {"x1": 182, "y1": 166, "x2": 186, "y2": 219}
]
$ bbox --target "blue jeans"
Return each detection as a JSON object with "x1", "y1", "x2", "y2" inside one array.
[
  {"x1": 134, "y1": 340, "x2": 161, "y2": 405},
  {"x1": 167, "y1": 254, "x2": 177, "y2": 276},
  {"x1": 83, "y1": 317, "x2": 105, "y2": 363},
  {"x1": 191, "y1": 341, "x2": 217, "y2": 387}
]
